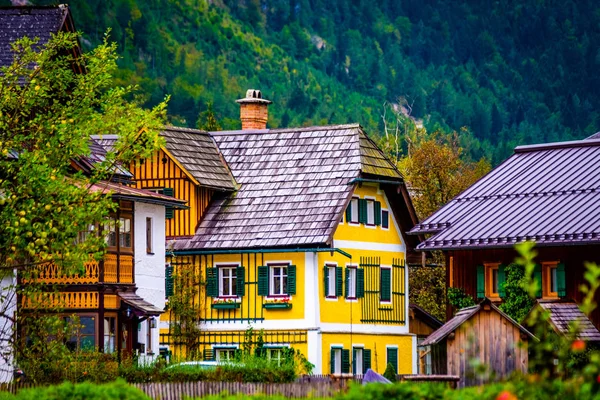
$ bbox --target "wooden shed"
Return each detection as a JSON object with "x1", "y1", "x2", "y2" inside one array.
[{"x1": 422, "y1": 298, "x2": 535, "y2": 388}]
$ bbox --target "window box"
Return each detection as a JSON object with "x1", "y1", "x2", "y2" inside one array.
[
  {"x1": 263, "y1": 303, "x2": 292, "y2": 310},
  {"x1": 211, "y1": 303, "x2": 240, "y2": 310}
]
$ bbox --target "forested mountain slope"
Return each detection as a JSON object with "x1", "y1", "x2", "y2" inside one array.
[{"x1": 7, "y1": 0, "x2": 600, "y2": 163}]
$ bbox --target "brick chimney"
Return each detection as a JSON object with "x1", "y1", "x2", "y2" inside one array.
[{"x1": 236, "y1": 89, "x2": 272, "y2": 130}]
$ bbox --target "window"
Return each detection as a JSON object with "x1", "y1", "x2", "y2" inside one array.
[
  {"x1": 215, "y1": 348, "x2": 237, "y2": 362},
  {"x1": 119, "y1": 217, "x2": 132, "y2": 248},
  {"x1": 267, "y1": 347, "x2": 288, "y2": 366},
  {"x1": 366, "y1": 199, "x2": 375, "y2": 225},
  {"x1": 346, "y1": 267, "x2": 356, "y2": 299},
  {"x1": 326, "y1": 266, "x2": 337, "y2": 297},
  {"x1": 477, "y1": 263, "x2": 506, "y2": 299},
  {"x1": 75, "y1": 224, "x2": 97, "y2": 245},
  {"x1": 330, "y1": 347, "x2": 350, "y2": 374},
  {"x1": 381, "y1": 210, "x2": 389, "y2": 229},
  {"x1": 146, "y1": 319, "x2": 153, "y2": 354},
  {"x1": 346, "y1": 197, "x2": 359, "y2": 223},
  {"x1": 486, "y1": 263, "x2": 500, "y2": 297},
  {"x1": 146, "y1": 217, "x2": 153, "y2": 254},
  {"x1": 104, "y1": 215, "x2": 132, "y2": 250},
  {"x1": 219, "y1": 266, "x2": 238, "y2": 297},
  {"x1": 271, "y1": 266, "x2": 288, "y2": 296},
  {"x1": 380, "y1": 267, "x2": 392, "y2": 302},
  {"x1": 103, "y1": 316, "x2": 116, "y2": 353},
  {"x1": 353, "y1": 347, "x2": 363, "y2": 375},
  {"x1": 386, "y1": 347, "x2": 398, "y2": 373},
  {"x1": 543, "y1": 261, "x2": 565, "y2": 298},
  {"x1": 65, "y1": 315, "x2": 96, "y2": 351}
]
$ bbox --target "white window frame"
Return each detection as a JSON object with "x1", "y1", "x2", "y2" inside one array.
[
  {"x1": 347, "y1": 266, "x2": 357, "y2": 299},
  {"x1": 331, "y1": 347, "x2": 342, "y2": 374},
  {"x1": 218, "y1": 265, "x2": 239, "y2": 298},
  {"x1": 327, "y1": 265, "x2": 337, "y2": 298},
  {"x1": 265, "y1": 345, "x2": 290, "y2": 366},
  {"x1": 214, "y1": 346, "x2": 238, "y2": 362},
  {"x1": 350, "y1": 197, "x2": 359, "y2": 224},
  {"x1": 353, "y1": 346, "x2": 364, "y2": 375},
  {"x1": 366, "y1": 198, "x2": 375, "y2": 226},
  {"x1": 269, "y1": 264, "x2": 288, "y2": 297}
]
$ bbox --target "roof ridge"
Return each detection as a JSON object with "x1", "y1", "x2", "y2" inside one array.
[
  {"x1": 209, "y1": 123, "x2": 361, "y2": 136},
  {"x1": 0, "y1": 5, "x2": 67, "y2": 10},
  {"x1": 515, "y1": 138, "x2": 600, "y2": 153},
  {"x1": 163, "y1": 125, "x2": 210, "y2": 135},
  {"x1": 454, "y1": 187, "x2": 600, "y2": 203}
]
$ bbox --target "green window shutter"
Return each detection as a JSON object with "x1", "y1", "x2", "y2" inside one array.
[
  {"x1": 356, "y1": 269, "x2": 365, "y2": 298},
  {"x1": 336, "y1": 267, "x2": 344, "y2": 297},
  {"x1": 258, "y1": 266, "x2": 269, "y2": 296},
  {"x1": 345, "y1": 202, "x2": 352, "y2": 223},
  {"x1": 374, "y1": 201, "x2": 382, "y2": 226},
  {"x1": 358, "y1": 199, "x2": 367, "y2": 224},
  {"x1": 206, "y1": 267, "x2": 218, "y2": 297},
  {"x1": 345, "y1": 268, "x2": 350, "y2": 298},
  {"x1": 534, "y1": 264, "x2": 542, "y2": 298},
  {"x1": 387, "y1": 348, "x2": 398, "y2": 373},
  {"x1": 236, "y1": 266, "x2": 246, "y2": 297},
  {"x1": 476, "y1": 265, "x2": 485, "y2": 299},
  {"x1": 352, "y1": 348, "x2": 356, "y2": 375},
  {"x1": 287, "y1": 265, "x2": 296, "y2": 295},
  {"x1": 165, "y1": 265, "x2": 174, "y2": 298},
  {"x1": 324, "y1": 266, "x2": 330, "y2": 297},
  {"x1": 557, "y1": 263, "x2": 566, "y2": 297},
  {"x1": 380, "y1": 268, "x2": 391, "y2": 301},
  {"x1": 203, "y1": 349, "x2": 214, "y2": 361},
  {"x1": 162, "y1": 188, "x2": 175, "y2": 219},
  {"x1": 330, "y1": 348, "x2": 336, "y2": 374},
  {"x1": 498, "y1": 264, "x2": 506, "y2": 298},
  {"x1": 341, "y1": 349, "x2": 350, "y2": 373},
  {"x1": 363, "y1": 349, "x2": 372, "y2": 372}
]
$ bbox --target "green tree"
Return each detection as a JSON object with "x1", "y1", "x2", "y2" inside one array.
[
  {"x1": 196, "y1": 101, "x2": 222, "y2": 131},
  {"x1": 499, "y1": 263, "x2": 535, "y2": 323}
]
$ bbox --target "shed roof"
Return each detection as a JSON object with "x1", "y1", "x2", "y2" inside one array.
[
  {"x1": 89, "y1": 181, "x2": 187, "y2": 208},
  {"x1": 538, "y1": 301, "x2": 600, "y2": 341},
  {"x1": 422, "y1": 298, "x2": 535, "y2": 346},
  {"x1": 0, "y1": 5, "x2": 70, "y2": 69},
  {"x1": 173, "y1": 124, "x2": 411, "y2": 250},
  {"x1": 410, "y1": 138, "x2": 600, "y2": 250}
]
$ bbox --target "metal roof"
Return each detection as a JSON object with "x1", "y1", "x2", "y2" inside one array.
[
  {"x1": 0, "y1": 5, "x2": 68, "y2": 69},
  {"x1": 422, "y1": 298, "x2": 535, "y2": 346},
  {"x1": 173, "y1": 124, "x2": 405, "y2": 250},
  {"x1": 410, "y1": 138, "x2": 600, "y2": 250},
  {"x1": 538, "y1": 301, "x2": 600, "y2": 341}
]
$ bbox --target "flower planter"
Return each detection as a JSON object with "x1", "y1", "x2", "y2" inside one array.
[
  {"x1": 211, "y1": 303, "x2": 240, "y2": 310},
  {"x1": 263, "y1": 303, "x2": 292, "y2": 310}
]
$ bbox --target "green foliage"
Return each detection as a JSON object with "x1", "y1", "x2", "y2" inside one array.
[
  {"x1": 9, "y1": 379, "x2": 149, "y2": 400},
  {"x1": 499, "y1": 263, "x2": 535, "y2": 323},
  {"x1": 382, "y1": 363, "x2": 397, "y2": 382},
  {"x1": 447, "y1": 287, "x2": 476, "y2": 311},
  {"x1": 196, "y1": 101, "x2": 222, "y2": 131},
  {"x1": 409, "y1": 264, "x2": 446, "y2": 321}
]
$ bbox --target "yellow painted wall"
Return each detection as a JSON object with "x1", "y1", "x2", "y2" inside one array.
[{"x1": 321, "y1": 332, "x2": 413, "y2": 374}]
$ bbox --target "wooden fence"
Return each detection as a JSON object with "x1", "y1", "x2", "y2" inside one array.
[{"x1": 0, "y1": 375, "x2": 459, "y2": 399}]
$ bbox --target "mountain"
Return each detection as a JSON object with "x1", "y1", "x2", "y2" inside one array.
[{"x1": 6, "y1": 0, "x2": 600, "y2": 163}]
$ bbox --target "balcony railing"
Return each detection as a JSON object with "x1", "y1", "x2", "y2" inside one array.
[{"x1": 24, "y1": 254, "x2": 133, "y2": 285}]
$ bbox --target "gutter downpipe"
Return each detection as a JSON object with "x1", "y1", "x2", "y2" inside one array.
[{"x1": 170, "y1": 247, "x2": 352, "y2": 259}]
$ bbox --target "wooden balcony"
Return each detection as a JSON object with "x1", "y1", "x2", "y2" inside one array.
[{"x1": 25, "y1": 254, "x2": 133, "y2": 285}]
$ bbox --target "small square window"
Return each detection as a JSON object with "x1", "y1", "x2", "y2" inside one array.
[
  {"x1": 270, "y1": 266, "x2": 288, "y2": 296},
  {"x1": 219, "y1": 266, "x2": 238, "y2": 297}
]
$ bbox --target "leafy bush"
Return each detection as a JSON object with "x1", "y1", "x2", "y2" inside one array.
[
  {"x1": 3, "y1": 380, "x2": 148, "y2": 400},
  {"x1": 382, "y1": 363, "x2": 397, "y2": 382},
  {"x1": 447, "y1": 287, "x2": 475, "y2": 311},
  {"x1": 498, "y1": 263, "x2": 534, "y2": 323}
]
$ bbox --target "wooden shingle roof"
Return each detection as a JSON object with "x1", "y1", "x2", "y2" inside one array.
[
  {"x1": 538, "y1": 301, "x2": 600, "y2": 341},
  {"x1": 173, "y1": 124, "x2": 406, "y2": 250},
  {"x1": 0, "y1": 5, "x2": 70, "y2": 69}
]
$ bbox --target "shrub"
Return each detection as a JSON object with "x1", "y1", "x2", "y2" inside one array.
[
  {"x1": 498, "y1": 263, "x2": 534, "y2": 323},
  {"x1": 447, "y1": 287, "x2": 475, "y2": 311},
  {"x1": 382, "y1": 363, "x2": 397, "y2": 382},
  {"x1": 11, "y1": 380, "x2": 149, "y2": 400}
]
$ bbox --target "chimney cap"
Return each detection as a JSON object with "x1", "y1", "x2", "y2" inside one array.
[{"x1": 236, "y1": 89, "x2": 272, "y2": 105}]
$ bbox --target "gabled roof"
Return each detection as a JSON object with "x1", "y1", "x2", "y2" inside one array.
[
  {"x1": 0, "y1": 5, "x2": 72, "y2": 69},
  {"x1": 410, "y1": 138, "x2": 600, "y2": 250},
  {"x1": 74, "y1": 138, "x2": 133, "y2": 183},
  {"x1": 173, "y1": 124, "x2": 413, "y2": 251},
  {"x1": 422, "y1": 298, "x2": 535, "y2": 346},
  {"x1": 89, "y1": 181, "x2": 187, "y2": 208},
  {"x1": 537, "y1": 301, "x2": 600, "y2": 341}
]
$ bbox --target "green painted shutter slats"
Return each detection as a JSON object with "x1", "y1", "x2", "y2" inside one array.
[
  {"x1": 557, "y1": 263, "x2": 566, "y2": 297},
  {"x1": 203, "y1": 349, "x2": 214, "y2": 361},
  {"x1": 358, "y1": 199, "x2": 368, "y2": 224},
  {"x1": 165, "y1": 265, "x2": 174, "y2": 298},
  {"x1": 257, "y1": 266, "x2": 269, "y2": 296},
  {"x1": 324, "y1": 266, "x2": 329, "y2": 297},
  {"x1": 356, "y1": 268, "x2": 365, "y2": 298},
  {"x1": 336, "y1": 267, "x2": 344, "y2": 297},
  {"x1": 476, "y1": 265, "x2": 485, "y2": 299},
  {"x1": 345, "y1": 203, "x2": 352, "y2": 223},
  {"x1": 341, "y1": 349, "x2": 350, "y2": 373},
  {"x1": 534, "y1": 264, "x2": 542, "y2": 298},
  {"x1": 206, "y1": 267, "x2": 218, "y2": 297},
  {"x1": 352, "y1": 348, "x2": 357, "y2": 375},
  {"x1": 380, "y1": 268, "x2": 391, "y2": 301},
  {"x1": 236, "y1": 267, "x2": 246, "y2": 297},
  {"x1": 287, "y1": 265, "x2": 297, "y2": 295},
  {"x1": 162, "y1": 187, "x2": 175, "y2": 219},
  {"x1": 345, "y1": 268, "x2": 350, "y2": 298},
  {"x1": 498, "y1": 264, "x2": 506, "y2": 298},
  {"x1": 363, "y1": 349, "x2": 372, "y2": 372},
  {"x1": 374, "y1": 201, "x2": 382, "y2": 225},
  {"x1": 387, "y1": 348, "x2": 398, "y2": 373},
  {"x1": 330, "y1": 348, "x2": 336, "y2": 374}
]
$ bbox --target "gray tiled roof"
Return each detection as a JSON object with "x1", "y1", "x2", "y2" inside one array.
[
  {"x1": 174, "y1": 124, "x2": 403, "y2": 250},
  {"x1": 410, "y1": 139, "x2": 600, "y2": 250},
  {"x1": 538, "y1": 302, "x2": 600, "y2": 341},
  {"x1": 161, "y1": 126, "x2": 236, "y2": 191},
  {"x1": 0, "y1": 6, "x2": 67, "y2": 69}
]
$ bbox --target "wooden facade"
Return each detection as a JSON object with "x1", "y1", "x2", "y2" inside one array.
[
  {"x1": 424, "y1": 299, "x2": 532, "y2": 388},
  {"x1": 447, "y1": 245, "x2": 600, "y2": 327}
]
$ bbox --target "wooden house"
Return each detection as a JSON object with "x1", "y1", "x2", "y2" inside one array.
[
  {"x1": 129, "y1": 89, "x2": 424, "y2": 374},
  {"x1": 421, "y1": 298, "x2": 534, "y2": 388},
  {"x1": 409, "y1": 136, "x2": 600, "y2": 330},
  {"x1": 409, "y1": 304, "x2": 443, "y2": 374}
]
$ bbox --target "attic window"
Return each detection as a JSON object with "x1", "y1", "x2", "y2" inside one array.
[{"x1": 382, "y1": 209, "x2": 389, "y2": 229}]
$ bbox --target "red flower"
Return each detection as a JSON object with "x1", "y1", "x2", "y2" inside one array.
[
  {"x1": 596, "y1": 374, "x2": 600, "y2": 384},
  {"x1": 496, "y1": 390, "x2": 517, "y2": 400},
  {"x1": 571, "y1": 340, "x2": 586, "y2": 352}
]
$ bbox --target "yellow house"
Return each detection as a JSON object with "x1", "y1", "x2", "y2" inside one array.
[{"x1": 132, "y1": 90, "x2": 423, "y2": 375}]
